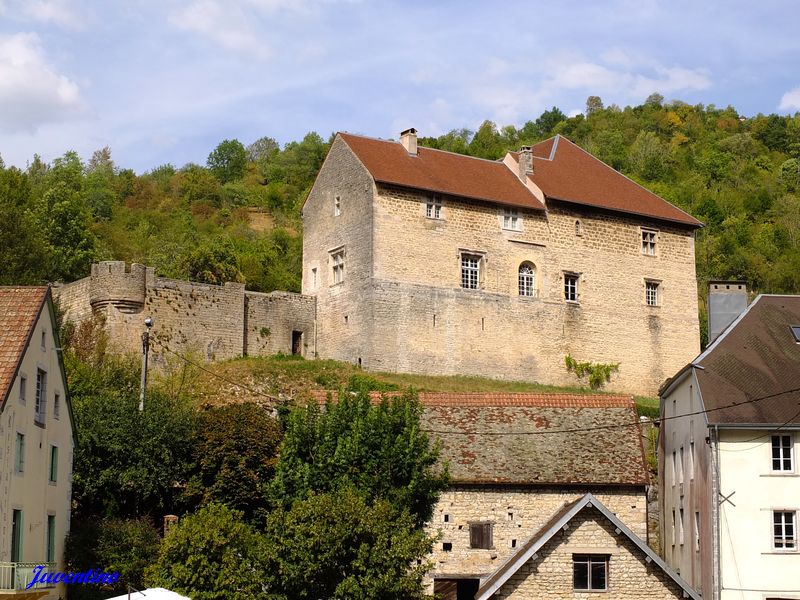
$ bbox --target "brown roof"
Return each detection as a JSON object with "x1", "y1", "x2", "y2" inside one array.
[
  {"x1": 692, "y1": 295, "x2": 800, "y2": 425},
  {"x1": 338, "y1": 132, "x2": 546, "y2": 211},
  {"x1": 308, "y1": 391, "x2": 647, "y2": 485},
  {"x1": 524, "y1": 135, "x2": 702, "y2": 227},
  {"x1": 0, "y1": 287, "x2": 48, "y2": 409},
  {"x1": 422, "y1": 393, "x2": 648, "y2": 486}
]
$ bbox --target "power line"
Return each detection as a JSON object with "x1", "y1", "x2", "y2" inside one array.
[
  {"x1": 152, "y1": 340, "x2": 281, "y2": 403},
  {"x1": 719, "y1": 405, "x2": 800, "y2": 452}
]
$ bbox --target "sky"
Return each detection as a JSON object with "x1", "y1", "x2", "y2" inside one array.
[{"x1": 0, "y1": 0, "x2": 799, "y2": 172}]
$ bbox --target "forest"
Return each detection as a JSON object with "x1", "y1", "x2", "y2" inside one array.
[{"x1": 2, "y1": 94, "x2": 800, "y2": 343}]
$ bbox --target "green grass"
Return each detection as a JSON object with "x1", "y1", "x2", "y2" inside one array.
[{"x1": 177, "y1": 354, "x2": 660, "y2": 416}]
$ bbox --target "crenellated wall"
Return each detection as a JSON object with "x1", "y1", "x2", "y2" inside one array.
[{"x1": 53, "y1": 262, "x2": 316, "y2": 362}]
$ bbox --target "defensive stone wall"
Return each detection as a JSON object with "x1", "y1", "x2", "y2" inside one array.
[
  {"x1": 425, "y1": 486, "x2": 647, "y2": 582},
  {"x1": 54, "y1": 261, "x2": 316, "y2": 363}
]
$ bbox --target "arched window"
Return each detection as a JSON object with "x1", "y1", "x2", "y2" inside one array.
[
  {"x1": 575, "y1": 220, "x2": 582, "y2": 236},
  {"x1": 518, "y1": 262, "x2": 536, "y2": 297}
]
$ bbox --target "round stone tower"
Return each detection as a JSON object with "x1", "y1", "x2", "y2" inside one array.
[{"x1": 89, "y1": 261, "x2": 148, "y2": 314}]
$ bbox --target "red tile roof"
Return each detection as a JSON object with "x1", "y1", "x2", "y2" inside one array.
[
  {"x1": 309, "y1": 391, "x2": 648, "y2": 486},
  {"x1": 339, "y1": 132, "x2": 546, "y2": 211},
  {"x1": 339, "y1": 130, "x2": 701, "y2": 227},
  {"x1": 0, "y1": 287, "x2": 48, "y2": 408},
  {"x1": 526, "y1": 136, "x2": 702, "y2": 227}
]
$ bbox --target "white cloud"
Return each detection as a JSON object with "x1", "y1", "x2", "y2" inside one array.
[
  {"x1": 779, "y1": 86, "x2": 800, "y2": 111},
  {"x1": 0, "y1": 33, "x2": 83, "y2": 133},
  {"x1": 169, "y1": 0, "x2": 271, "y2": 60},
  {"x1": 23, "y1": 0, "x2": 83, "y2": 29}
]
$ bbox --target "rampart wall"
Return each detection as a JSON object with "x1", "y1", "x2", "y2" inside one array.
[{"x1": 53, "y1": 262, "x2": 316, "y2": 363}]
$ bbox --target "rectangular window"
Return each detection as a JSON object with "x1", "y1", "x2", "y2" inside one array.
[
  {"x1": 646, "y1": 281, "x2": 659, "y2": 306},
  {"x1": 772, "y1": 435, "x2": 794, "y2": 472},
  {"x1": 502, "y1": 209, "x2": 521, "y2": 231},
  {"x1": 11, "y1": 510, "x2": 22, "y2": 562},
  {"x1": 671, "y1": 509, "x2": 676, "y2": 546},
  {"x1": 461, "y1": 255, "x2": 481, "y2": 290},
  {"x1": 54, "y1": 393, "x2": 60, "y2": 420},
  {"x1": 15, "y1": 433, "x2": 24, "y2": 473},
  {"x1": 35, "y1": 368, "x2": 47, "y2": 425},
  {"x1": 642, "y1": 229, "x2": 657, "y2": 255},
  {"x1": 426, "y1": 195, "x2": 442, "y2": 219},
  {"x1": 679, "y1": 508, "x2": 685, "y2": 545},
  {"x1": 671, "y1": 451, "x2": 677, "y2": 486},
  {"x1": 46, "y1": 515, "x2": 56, "y2": 563},
  {"x1": 678, "y1": 446, "x2": 685, "y2": 485},
  {"x1": 469, "y1": 522, "x2": 493, "y2": 549},
  {"x1": 19, "y1": 375, "x2": 26, "y2": 404},
  {"x1": 41, "y1": 329, "x2": 46, "y2": 350},
  {"x1": 774, "y1": 511, "x2": 796, "y2": 550},
  {"x1": 689, "y1": 441, "x2": 695, "y2": 480},
  {"x1": 694, "y1": 512, "x2": 701, "y2": 552},
  {"x1": 564, "y1": 273, "x2": 578, "y2": 302},
  {"x1": 334, "y1": 195, "x2": 341, "y2": 216},
  {"x1": 311, "y1": 267, "x2": 317, "y2": 290},
  {"x1": 331, "y1": 250, "x2": 345, "y2": 284},
  {"x1": 49, "y1": 446, "x2": 58, "y2": 483},
  {"x1": 573, "y1": 555, "x2": 608, "y2": 591}
]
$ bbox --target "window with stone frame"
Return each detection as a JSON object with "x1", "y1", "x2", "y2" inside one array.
[
  {"x1": 564, "y1": 273, "x2": 579, "y2": 302},
  {"x1": 502, "y1": 208, "x2": 522, "y2": 231},
  {"x1": 469, "y1": 522, "x2": 493, "y2": 549},
  {"x1": 331, "y1": 249, "x2": 345, "y2": 284},
  {"x1": 573, "y1": 554, "x2": 608, "y2": 591},
  {"x1": 642, "y1": 228, "x2": 657, "y2": 255},
  {"x1": 334, "y1": 195, "x2": 341, "y2": 216},
  {"x1": 518, "y1": 262, "x2": 536, "y2": 297},
  {"x1": 35, "y1": 368, "x2": 47, "y2": 425},
  {"x1": 773, "y1": 511, "x2": 796, "y2": 550},
  {"x1": 426, "y1": 195, "x2": 443, "y2": 219},
  {"x1": 772, "y1": 434, "x2": 794, "y2": 472},
  {"x1": 646, "y1": 280, "x2": 660, "y2": 306},
  {"x1": 461, "y1": 254, "x2": 482, "y2": 290}
]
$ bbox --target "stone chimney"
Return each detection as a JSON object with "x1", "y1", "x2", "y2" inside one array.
[
  {"x1": 400, "y1": 128, "x2": 417, "y2": 155},
  {"x1": 708, "y1": 281, "x2": 748, "y2": 344},
  {"x1": 518, "y1": 146, "x2": 533, "y2": 181}
]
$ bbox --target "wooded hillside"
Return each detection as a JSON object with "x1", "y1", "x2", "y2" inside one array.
[{"x1": 2, "y1": 96, "x2": 799, "y2": 344}]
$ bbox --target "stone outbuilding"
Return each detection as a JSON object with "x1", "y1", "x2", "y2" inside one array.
[{"x1": 474, "y1": 493, "x2": 700, "y2": 600}]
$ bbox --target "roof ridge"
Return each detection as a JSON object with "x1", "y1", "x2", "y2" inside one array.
[{"x1": 339, "y1": 131, "x2": 515, "y2": 167}]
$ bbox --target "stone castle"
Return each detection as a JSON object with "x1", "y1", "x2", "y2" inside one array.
[{"x1": 56, "y1": 129, "x2": 702, "y2": 396}]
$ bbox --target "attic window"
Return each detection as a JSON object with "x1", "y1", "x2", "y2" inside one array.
[{"x1": 791, "y1": 326, "x2": 800, "y2": 343}]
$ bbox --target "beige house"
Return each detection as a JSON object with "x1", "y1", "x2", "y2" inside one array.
[
  {"x1": 302, "y1": 129, "x2": 702, "y2": 396},
  {"x1": 417, "y1": 392, "x2": 654, "y2": 598},
  {"x1": 474, "y1": 493, "x2": 700, "y2": 600},
  {"x1": 0, "y1": 288, "x2": 76, "y2": 599},
  {"x1": 659, "y1": 293, "x2": 800, "y2": 599}
]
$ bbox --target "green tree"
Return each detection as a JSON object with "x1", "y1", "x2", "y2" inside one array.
[
  {"x1": 0, "y1": 166, "x2": 51, "y2": 284},
  {"x1": 468, "y1": 120, "x2": 505, "y2": 159},
  {"x1": 66, "y1": 517, "x2": 161, "y2": 600},
  {"x1": 534, "y1": 106, "x2": 567, "y2": 138},
  {"x1": 263, "y1": 487, "x2": 433, "y2": 600},
  {"x1": 147, "y1": 503, "x2": 269, "y2": 600},
  {"x1": 68, "y1": 354, "x2": 196, "y2": 519},
  {"x1": 207, "y1": 139, "x2": 248, "y2": 183},
  {"x1": 628, "y1": 131, "x2": 670, "y2": 180},
  {"x1": 247, "y1": 136, "x2": 280, "y2": 164},
  {"x1": 183, "y1": 403, "x2": 282, "y2": 525},
  {"x1": 183, "y1": 237, "x2": 245, "y2": 285},
  {"x1": 269, "y1": 389, "x2": 448, "y2": 526},
  {"x1": 585, "y1": 95, "x2": 604, "y2": 115}
]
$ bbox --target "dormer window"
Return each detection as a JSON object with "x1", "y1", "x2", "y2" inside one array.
[
  {"x1": 791, "y1": 325, "x2": 800, "y2": 343},
  {"x1": 426, "y1": 195, "x2": 443, "y2": 219},
  {"x1": 502, "y1": 209, "x2": 522, "y2": 231}
]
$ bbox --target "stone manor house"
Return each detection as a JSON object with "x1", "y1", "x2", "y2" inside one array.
[{"x1": 56, "y1": 129, "x2": 702, "y2": 396}]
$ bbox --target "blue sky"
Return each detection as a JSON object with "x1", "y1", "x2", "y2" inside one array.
[{"x1": 1, "y1": 0, "x2": 799, "y2": 172}]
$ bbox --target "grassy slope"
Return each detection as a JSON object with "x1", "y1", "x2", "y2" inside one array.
[{"x1": 160, "y1": 354, "x2": 660, "y2": 416}]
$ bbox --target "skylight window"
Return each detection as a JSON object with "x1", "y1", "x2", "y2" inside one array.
[{"x1": 792, "y1": 326, "x2": 800, "y2": 343}]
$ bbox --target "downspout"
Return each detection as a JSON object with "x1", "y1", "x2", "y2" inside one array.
[{"x1": 711, "y1": 424, "x2": 721, "y2": 600}]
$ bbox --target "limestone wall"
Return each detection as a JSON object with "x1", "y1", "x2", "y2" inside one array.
[
  {"x1": 426, "y1": 486, "x2": 647, "y2": 580},
  {"x1": 302, "y1": 135, "x2": 377, "y2": 367},
  {"x1": 245, "y1": 291, "x2": 316, "y2": 357},
  {"x1": 493, "y1": 507, "x2": 687, "y2": 599},
  {"x1": 363, "y1": 185, "x2": 700, "y2": 395},
  {"x1": 53, "y1": 262, "x2": 316, "y2": 363}
]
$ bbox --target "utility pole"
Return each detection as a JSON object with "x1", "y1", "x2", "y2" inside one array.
[{"x1": 138, "y1": 317, "x2": 153, "y2": 412}]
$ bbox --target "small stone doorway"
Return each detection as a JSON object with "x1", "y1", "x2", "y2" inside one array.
[{"x1": 291, "y1": 330, "x2": 303, "y2": 356}]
